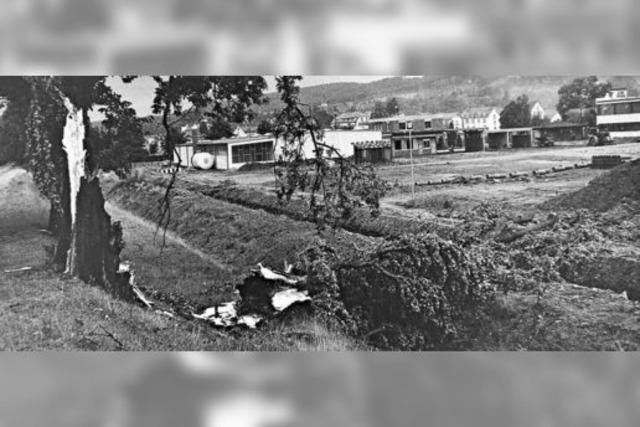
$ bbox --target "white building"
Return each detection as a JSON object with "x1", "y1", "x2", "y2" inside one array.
[
  {"x1": 460, "y1": 107, "x2": 501, "y2": 130},
  {"x1": 174, "y1": 134, "x2": 276, "y2": 170},
  {"x1": 530, "y1": 101, "x2": 545, "y2": 121},
  {"x1": 174, "y1": 129, "x2": 383, "y2": 170},
  {"x1": 531, "y1": 101, "x2": 562, "y2": 123},
  {"x1": 275, "y1": 129, "x2": 383, "y2": 160},
  {"x1": 595, "y1": 88, "x2": 640, "y2": 138},
  {"x1": 332, "y1": 112, "x2": 371, "y2": 130}
]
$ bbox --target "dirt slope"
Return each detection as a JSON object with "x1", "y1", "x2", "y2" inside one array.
[{"x1": 543, "y1": 159, "x2": 640, "y2": 211}]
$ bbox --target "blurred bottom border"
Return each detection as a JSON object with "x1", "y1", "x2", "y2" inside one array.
[{"x1": 0, "y1": 352, "x2": 639, "y2": 427}]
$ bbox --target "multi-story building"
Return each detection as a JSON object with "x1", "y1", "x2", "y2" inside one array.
[
  {"x1": 332, "y1": 112, "x2": 371, "y2": 130},
  {"x1": 595, "y1": 88, "x2": 640, "y2": 138},
  {"x1": 460, "y1": 107, "x2": 501, "y2": 130}
]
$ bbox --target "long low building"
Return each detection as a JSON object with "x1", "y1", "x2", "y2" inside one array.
[
  {"x1": 174, "y1": 129, "x2": 383, "y2": 170},
  {"x1": 174, "y1": 134, "x2": 276, "y2": 170}
]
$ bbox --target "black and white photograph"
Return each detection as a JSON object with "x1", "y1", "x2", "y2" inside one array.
[
  {"x1": 2, "y1": 1, "x2": 640, "y2": 426},
  {"x1": 3, "y1": 75, "x2": 640, "y2": 352}
]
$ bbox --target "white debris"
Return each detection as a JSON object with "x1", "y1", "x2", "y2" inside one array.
[
  {"x1": 155, "y1": 310, "x2": 175, "y2": 318},
  {"x1": 272, "y1": 288, "x2": 311, "y2": 312},
  {"x1": 3, "y1": 266, "x2": 33, "y2": 273},
  {"x1": 621, "y1": 291, "x2": 628, "y2": 300},
  {"x1": 193, "y1": 302, "x2": 263, "y2": 329},
  {"x1": 257, "y1": 262, "x2": 302, "y2": 285},
  {"x1": 237, "y1": 315, "x2": 263, "y2": 329},
  {"x1": 132, "y1": 285, "x2": 153, "y2": 309},
  {"x1": 117, "y1": 262, "x2": 131, "y2": 273}
]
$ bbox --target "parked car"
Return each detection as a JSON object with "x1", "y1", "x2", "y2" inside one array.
[
  {"x1": 587, "y1": 128, "x2": 614, "y2": 146},
  {"x1": 534, "y1": 130, "x2": 555, "y2": 147}
]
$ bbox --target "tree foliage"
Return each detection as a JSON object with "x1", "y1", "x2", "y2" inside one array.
[
  {"x1": 201, "y1": 116, "x2": 234, "y2": 139},
  {"x1": 500, "y1": 94, "x2": 531, "y2": 128},
  {"x1": 144, "y1": 76, "x2": 268, "y2": 156},
  {"x1": 386, "y1": 97, "x2": 400, "y2": 116},
  {"x1": 557, "y1": 76, "x2": 611, "y2": 123},
  {"x1": 88, "y1": 81, "x2": 148, "y2": 176},
  {"x1": 256, "y1": 118, "x2": 274, "y2": 135},
  {"x1": 0, "y1": 77, "x2": 31, "y2": 165},
  {"x1": 370, "y1": 101, "x2": 388, "y2": 119},
  {"x1": 273, "y1": 76, "x2": 389, "y2": 228},
  {"x1": 128, "y1": 76, "x2": 268, "y2": 238}
]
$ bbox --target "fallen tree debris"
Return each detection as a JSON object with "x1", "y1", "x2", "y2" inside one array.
[
  {"x1": 487, "y1": 173, "x2": 507, "y2": 180},
  {"x1": 494, "y1": 214, "x2": 558, "y2": 244},
  {"x1": 3, "y1": 266, "x2": 33, "y2": 273}
]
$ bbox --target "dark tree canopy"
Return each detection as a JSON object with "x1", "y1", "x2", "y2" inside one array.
[
  {"x1": 386, "y1": 97, "x2": 400, "y2": 116},
  {"x1": 370, "y1": 101, "x2": 388, "y2": 119},
  {"x1": 143, "y1": 76, "x2": 268, "y2": 157},
  {"x1": 256, "y1": 118, "x2": 274, "y2": 135},
  {"x1": 311, "y1": 106, "x2": 334, "y2": 130},
  {"x1": 201, "y1": 116, "x2": 234, "y2": 139},
  {"x1": 557, "y1": 76, "x2": 611, "y2": 124},
  {"x1": 500, "y1": 94, "x2": 531, "y2": 128},
  {"x1": 0, "y1": 78, "x2": 31, "y2": 165}
]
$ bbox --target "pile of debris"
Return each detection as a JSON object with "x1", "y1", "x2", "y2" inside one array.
[
  {"x1": 417, "y1": 162, "x2": 592, "y2": 187},
  {"x1": 119, "y1": 261, "x2": 312, "y2": 330}
]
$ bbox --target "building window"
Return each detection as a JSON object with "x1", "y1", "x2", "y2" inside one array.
[
  {"x1": 614, "y1": 103, "x2": 631, "y2": 115},
  {"x1": 231, "y1": 141, "x2": 274, "y2": 164},
  {"x1": 407, "y1": 121, "x2": 413, "y2": 129},
  {"x1": 422, "y1": 139, "x2": 430, "y2": 148},
  {"x1": 598, "y1": 104, "x2": 614, "y2": 115},
  {"x1": 632, "y1": 102, "x2": 640, "y2": 114},
  {"x1": 424, "y1": 120, "x2": 432, "y2": 128},
  {"x1": 399, "y1": 122, "x2": 406, "y2": 130},
  {"x1": 394, "y1": 140, "x2": 402, "y2": 150}
]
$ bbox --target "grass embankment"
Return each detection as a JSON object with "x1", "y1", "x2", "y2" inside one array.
[
  {"x1": 1, "y1": 230, "x2": 358, "y2": 351},
  {"x1": 0, "y1": 167, "x2": 359, "y2": 350},
  {"x1": 107, "y1": 178, "x2": 381, "y2": 302}
]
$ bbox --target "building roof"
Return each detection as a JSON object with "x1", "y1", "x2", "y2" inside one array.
[
  {"x1": 335, "y1": 112, "x2": 370, "y2": 121},
  {"x1": 461, "y1": 107, "x2": 497, "y2": 118},
  {"x1": 184, "y1": 134, "x2": 275, "y2": 146},
  {"x1": 352, "y1": 140, "x2": 391, "y2": 149}
]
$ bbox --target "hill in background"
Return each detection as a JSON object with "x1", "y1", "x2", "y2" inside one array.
[
  {"x1": 259, "y1": 75, "x2": 640, "y2": 117},
  {"x1": 92, "y1": 75, "x2": 640, "y2": 132}
]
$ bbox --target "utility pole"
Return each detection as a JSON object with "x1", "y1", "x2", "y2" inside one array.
[{"x1": 409, "y1": 127, "x2": 415, "y2": 201}]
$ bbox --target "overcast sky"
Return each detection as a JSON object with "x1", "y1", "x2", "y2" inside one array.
[{"x1": 102, "y1": 76, "x2": 390, "y2": 120}]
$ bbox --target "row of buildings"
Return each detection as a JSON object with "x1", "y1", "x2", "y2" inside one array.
[
  {"x1": 172, "y1": 89, "x2": 635, "y2": 170},
  {"x1": 173, "y1": 111, "x2": 526, "y2": 170},
  {"x1": 331, "y1": 101, "x2": 562, "y2": 133}
]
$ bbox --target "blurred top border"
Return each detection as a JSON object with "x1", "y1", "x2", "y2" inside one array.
[{"x1": 0, "y1": 0, "x2": 638, "y2": 75}]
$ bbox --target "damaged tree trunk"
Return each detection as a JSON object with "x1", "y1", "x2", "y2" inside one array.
[
  {"x1": 61, "y1": 99, "x2": 133, "y2": 300},
  {"x1": 23, "y1": 77, "x2": 132, "y2": 301}
]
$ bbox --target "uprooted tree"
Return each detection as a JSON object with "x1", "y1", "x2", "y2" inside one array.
[
  {"x1": 272, "y1": 76, "x2": 493, "y2": 349},
  {"x1": 0, "y1": 76, "x2": 133, "y2": 299}
]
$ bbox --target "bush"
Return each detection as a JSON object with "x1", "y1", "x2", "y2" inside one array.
[{"x1": 298, "y1": 233, "x2": 494, "y2": 350}]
